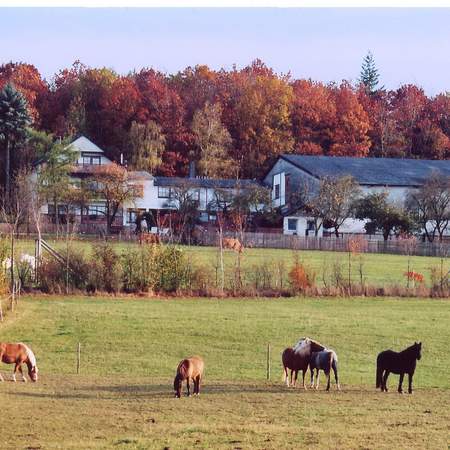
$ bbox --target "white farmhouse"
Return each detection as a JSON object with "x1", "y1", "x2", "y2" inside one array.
[{"x1": 263, "y1": 154, "x2": 450, "y2": 237}]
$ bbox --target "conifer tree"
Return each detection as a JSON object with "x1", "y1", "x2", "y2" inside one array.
[{"x1": 359, "y1": 51, "x2": 381, "y2": 94}]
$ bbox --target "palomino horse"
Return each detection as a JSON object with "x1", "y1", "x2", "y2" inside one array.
[
  {"x1": 282, "y1": 338, "x2": 325, "y2": 388},
  {"x1": 0, "y1": 342, "x2": 38, "y2": 382},
  {"x1": 376, "y1": 342, "x2": 422, "y2": 394},
  {"x1": 173, "y1": 356, "x2": 204, "y2": 398},
  {"x1": 222, "y1": 238, "x2": 244, "y2": 253},
  {"x1": 309, "y1": 349, "x2": 340, "y2": 391}
]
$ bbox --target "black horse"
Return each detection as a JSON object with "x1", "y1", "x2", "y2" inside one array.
[{"x1": 376, "y1": 342, "x2": 422, "y2": 394}]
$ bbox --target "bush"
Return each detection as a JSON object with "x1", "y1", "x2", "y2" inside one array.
[
  {"x1": 88, "y1": 243, "x2": 122, "y2": 293},
  {"x1": 289, "y1": 260, "x2": 316, "y2": 292},
  {"x1": 39, "y1": 249, "x2": 89, "y2": 293},
  {"x1": 121, "y1": 244, "x2": 190, "y2": 294}
]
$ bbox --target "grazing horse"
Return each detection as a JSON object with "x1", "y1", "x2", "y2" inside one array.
[
  {"x1": 0, "y1": 342, "x2": 39, "y2": 382},
  {"x1": 376, "y1": 342, "x2": 422, "y2": 394},
  {"x1": 282, "y1": 338, "x2": 325, "y2": 389},
  {"x1": 309, "y1": 349, "x2": 340, "y2": 391},
  {"x1": 222, "y1": 238, "x2": 244, "y2": 253},
  {"x1": 174, "y1": 356, "x2": 204, "y2": 398}
]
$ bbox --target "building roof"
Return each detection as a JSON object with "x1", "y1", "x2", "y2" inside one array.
[
  {"x1": 281, "y1": 154, "x2": 450, "y2": 187},
  {"x1": 154, "y1": 176, "x2": 260, "y2": 189},
  {"x1": 129, "y1": 171, "x2": 154, "y2": 181},
  {"x1": 70, "y1": 136, "x2": 105, "y2": 154}
]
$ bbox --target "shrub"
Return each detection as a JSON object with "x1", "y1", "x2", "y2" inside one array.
[
  {"x1": 289, "y1": 261, "x2": 316, "y2": 292},
  {"x1": 88, "y1": 243, "x2": 122, "y2": 293},
  {"x1": 156, "y1": 246, "x2": 189, "y2": 293},
  {"x1": 121, "y1": 245, "x2": 158, "y2": 293},
  {"x1": 39, "y1": 249, "x2": 89, "y2": 293}
]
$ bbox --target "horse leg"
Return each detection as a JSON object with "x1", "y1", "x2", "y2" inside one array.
[
  {"x1": 408, "y1": 373, "x2": 413, "y2": 394},
  {"x1": 398, "y1": 373, "x2": 404, "y2": 394},
  {"x1": 310, "y1": 367, "x2": 314, "y2": 389},
  {"x1": 326, "y1": 370, "x2": 331, "y2": 391},
  {"x1": 18, "y1": 365, "x2": 27, "y2": 382},
  {"x1": 283, "y1": 366, "x2": 290, "y2": 387},
  {"x1": 333, "y1": 362, "x2": 340, "y2": 391},
  {"x1": 293, "y1": 370, "x2": 298, "y2": 388},
  {"x1": 383, "y1": 371, "x2": 390, "y2": 392},
  {"x1": 196, "y1": 375, "x2": 202, "y2": 396},
  {"x1": 302, "y1": 370, "x2": 307, "y2": 390},
  {"x1": 12, "y1": 363, "x2": 21, "y2": 382},
  {"x1": 315, "y1": 369, "x2": 320, "y2": 390},
  {"x1": 186, "y1": 378, "x2": 191, "y2": 396}
]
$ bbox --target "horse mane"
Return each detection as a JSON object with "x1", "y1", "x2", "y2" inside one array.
[
  {"x1": 293, "y1": 337, "x2": 325, "y2": 354},
  {"x1": 19, "y1": 343, "x2": 37, "y2": 369},
  {"x1": 401, "y1": 342, "x2": 420, "y2": 355}
]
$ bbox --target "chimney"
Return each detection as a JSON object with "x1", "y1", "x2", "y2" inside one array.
[{"x1": 189, "y1": 161, "x2": 196, "y2": 178}]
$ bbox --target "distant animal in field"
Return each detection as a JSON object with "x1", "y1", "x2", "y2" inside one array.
[
  {"x1": 0, "y1": 342, "x2": 38, "y2": 382},
  {"x1": 376, "y1": 342, "x2": 422, "y2": 394},
  {"x1": 309, "y1": 349, "x2": 340, "y2": 391},
  {"x1": 139, "y1": 233, "x2": 160, "y2": 245},
  {"x1": 282, "y1": 337, "x2": 325, "y2": 389},
  {"x1": 174, "y1": 356, "x2": 204, "y2": 398},
  {"x1": 222, "y1": 237, "x2": 244, "y2": 253}
]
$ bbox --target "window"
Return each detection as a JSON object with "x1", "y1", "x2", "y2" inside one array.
[
  {"x1": 307, "y1": 220, "x2": 315, "y2": 231},
  {"x1": 85, "y1": 205, "x2": 107, "y2": 216},
  {"x1": 287, "y1": 218, "x2": 297, "y2": 231},
  {"x1": 274, "y1": 184, "x2": 280, "y2": 199},
  {"x1": 158, "y1": 187, "x2": 172, "y2": 198},
  {"x1": 82, "y1": 154, "x2": 101, "y2": 165}
]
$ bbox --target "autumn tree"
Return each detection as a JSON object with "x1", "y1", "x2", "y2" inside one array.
[
  {"x1": 0, "y1": 83, "x2": 31, "y2": 202},
  {"x1": 191, "y1": 102, "x2": 234, "y2": 178},
  {"x1": 354, "y1": 192, "x2": 412, "y2": 240},
  {"x1": 230, "y1": 67, "x2": 294, "y2": 177},
  {"x1": 90, "y1": 163, "x2": 143, "y2": 234},
  {"x1": 127, "y1": 120, "x2": 166, "y2": 174}
]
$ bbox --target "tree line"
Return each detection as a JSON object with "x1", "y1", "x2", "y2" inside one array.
[{"x1": 1, "y1": 53, "x2": 450, "y2": 187}]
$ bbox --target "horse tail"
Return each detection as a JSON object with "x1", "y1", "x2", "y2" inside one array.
[
  {"x1": 19, "y1": 343, "x2": 37, "y2": 369},
  {"x1": 376, "y1": 355, "x2": 383, "y2": 388}
]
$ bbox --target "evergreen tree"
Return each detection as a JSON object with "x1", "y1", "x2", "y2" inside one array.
[
  {"x1": 359, "y1": 51, "x2": 382, "y2": 94},
  {"x1": 0, "y1": 83, "x2": 31, "y2": 202}
]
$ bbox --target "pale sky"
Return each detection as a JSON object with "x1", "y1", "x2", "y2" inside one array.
[{"x1": 1, "y1": 8, "x2": 450, "y2": 95}]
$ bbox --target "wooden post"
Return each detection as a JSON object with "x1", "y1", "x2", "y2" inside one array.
[
  {"x1": 77, "y1": 342, "x2": 81, "y2": 374},
  {"x1": 266, "y1": 343, "x2": 271, "y2": 381},
  {"x1": 0, "y1": 299, "x2": 3, "y2": 322}
]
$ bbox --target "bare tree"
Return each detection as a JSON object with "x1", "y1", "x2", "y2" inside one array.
[
  {"x1": 309, "y1": 176, "x2": 361, "y2": 237},
  {"x1": 406, "y1": 172, "x2": 450, "y2": 242}
]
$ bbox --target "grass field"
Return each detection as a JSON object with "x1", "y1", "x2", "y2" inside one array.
[
  {"x1": 15, "y1": 238, "x2": 448, "y2": 287},
  {"x1": 1, "y1": 296, "x2": 449, "y2": 449}
]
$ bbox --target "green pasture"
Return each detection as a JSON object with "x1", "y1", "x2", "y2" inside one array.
[
  {"x1": 14, "y1": 238, "x2": 448, "y2": 287},
  {"x1": 0, "y1": 296, "x2": 449, "y2": 449}
]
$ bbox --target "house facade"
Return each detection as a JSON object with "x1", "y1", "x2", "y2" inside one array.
[
  {"x1": 263, "y1": 154, "x2": 450, "y2": 237},
  {"x1": 42, "y1": 136, "x2": 260, "y2": 233}
]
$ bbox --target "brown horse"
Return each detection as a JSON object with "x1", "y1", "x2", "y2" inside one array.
[
  {"x1": 173, "y1": 356, "x2": 204, "y2": 398},
  {"x1": 282, "y1": 338, "x2": 325, "y2": 388},
  {"x1": 0, "y1": 342, "x2": 38, "y2": 382},
  {"x1": 139, "y1": 233, "x2": 160, "y2": 245}
]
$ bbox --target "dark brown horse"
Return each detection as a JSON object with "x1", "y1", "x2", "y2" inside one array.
[
  {"x1": 0, "y1": 342, "x2": 39, "y2": 382},
  {"x1": 173, "y1": 356, "x2": 204, "y2": 398},
  {"x1": 376, "y1": 342, "x2": 422, "y2": 394},
  {"x1": 282, "y1": 338, "x2": 325, "y2": 388}
]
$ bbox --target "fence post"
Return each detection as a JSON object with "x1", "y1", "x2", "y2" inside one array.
[
  {"x1": 77, "y1": 342, "x2": 81, "y2": 374},
  {"x1": 266, "y1": 343, "x2": 271, "y2": 380}
]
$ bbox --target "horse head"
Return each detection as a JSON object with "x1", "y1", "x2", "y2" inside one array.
[
  {"x1": 28, "y1": 365, "x2": 38, "y2": 382},
  {"x1": 415, "y1": 342, "x2": 422, "y2": 360},
  {"x1": 293, "y1": 337, "x2": 325, "y2": 355}
]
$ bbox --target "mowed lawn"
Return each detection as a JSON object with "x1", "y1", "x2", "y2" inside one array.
[
  {"x1": 0, "y1": 296, "x2": 449, "y2": 449},
  {"x1": 15, "y1": 238, "x2": 448, "y2": 286}
]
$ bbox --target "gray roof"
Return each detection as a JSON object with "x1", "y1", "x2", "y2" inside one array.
[
  {"x1": 281, "y1": 155, "x2": 450, "y2": 187},
  {"x1": 154, "y1": 176, "x2": 260, "y2": 189}
]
